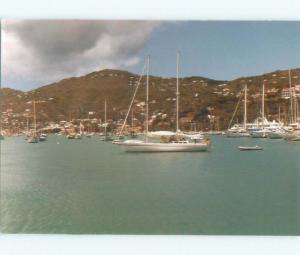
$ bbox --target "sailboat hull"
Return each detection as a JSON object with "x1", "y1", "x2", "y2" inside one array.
[
  {"x1": 28, "y1": 137, "x2": 39, "y2": 143},
  {"x1": 226, "y1": 132, "x2": 250, "y2": 138},
  {"x1": 268, "y1": 132, "x2": 284, "y2": 139},
  {"x1": 119, "y1": 142, "x2": 209, "y2": 152},
  {"x1": 250, "y1": 131, "x2": 268, "y2": 138}
]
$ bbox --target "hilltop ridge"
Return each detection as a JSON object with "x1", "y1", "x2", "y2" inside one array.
[{"x1": 1, "y1": 68, "x2": 299, "y2": 131}]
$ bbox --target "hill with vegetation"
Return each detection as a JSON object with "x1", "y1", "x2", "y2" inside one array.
[{"x1": 1, "y1": 68, "x2": 299, "y2": 131}]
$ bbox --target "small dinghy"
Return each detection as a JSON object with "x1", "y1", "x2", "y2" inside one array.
[
  {"x1": 112, "y1": 139, "x2": 123, "y2": 144},
  {"x1": 289, "y1": 137, "x2": 300, "y2": 141},
  {"x1": 238, "y1": 145, "x2": 263, "y2": 151}
]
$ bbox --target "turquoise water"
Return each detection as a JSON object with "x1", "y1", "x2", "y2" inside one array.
[{"x1": 1, "y1": 136, "x2": 299, "y2": 235}]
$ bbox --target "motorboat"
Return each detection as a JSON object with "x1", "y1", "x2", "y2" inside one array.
[
  {"x1": 67, "y1": 133, "x2": 76, "y2": 139},
  {"x1": 268, "y1": 130, "x2": 284, "y2": 139},
  {"x1": 238, "y1": 145, "x2": 263, "y2": 151},
  {"x1": 28, "y1": 100, "x2": 39, "y2": 144},
  {"x1": 28, "y1": 136, "x2": 39, "y2": 143}
]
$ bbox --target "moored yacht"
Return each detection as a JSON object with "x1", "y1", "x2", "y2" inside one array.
[
  {"x1": 227, "y1": 84, "x2": 250, "y2": 137},
  {"x1": 268, "y1": 130, "x2": 284, "y2": 139},
  {"x1": 250, "y1": 129, "x2": 268, "y2": 138},
  {"x1": 121, "y1": 137, "x2": 211, "y2": 152},
  {"x1": 27, "y1": 100, "x2": 39, "y2": 144},
  {"x1": 39, "y1": 133, "x2": 47, "y2": 141},
  {"x1": 67, "y1": 133, "x2": 76, "y2": 139},
  {"x1": 100, "y1": 99, "x2": 114, "y2": 141},
  {"x1": 249, "y1": 81, "x2": 272, "y2": 138},
  {"x1": 227, "y1": 124, "x2": 250, "y2": 137},
  {"x1": 283, "y1": 130, "x2": 300, "y2": 141},
  {"x1": 118, "y1": 53, "x2": 210, "y2": 152}
]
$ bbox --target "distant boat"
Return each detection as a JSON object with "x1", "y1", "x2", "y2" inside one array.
[
  {"x1": 86, "y1": 133, "x2": 92, "y2": 138},
  {"x1": 28, "y1": 136, "x2": 39, "y2": 143},
  {"x1": 227, "y1": 125, "x2": 250, "y2": 138},
  {"x1": 238, "y1": 145, "x2": 263, "y2": 151},
  {"x1": 101, "y1": 99, "x2": 114, "y2": 141},
  {"x1": 119, "y1": 53, "x2": 210, "y2": 152},
  {"x1": 129, "y1": 110, "x2": 138, "y2": 138},
  {"x1": 0, "y1": 126, "x2": 4, "y2": 140},
  {"x1": 227, "y1": 84, "x2": 250, "y2": 138},
  {"x1": 67, "y1": 133, "x2": 76, "y2": 139},
  {"x1": 250, "y1": 128, "x2": 268, "y2": 138},
  {"x1": 75, "y1": 133, "x2": 82, "y2": 139},
  {"x1": 289, "y1": 137, "x2": 300, "y2": 141},
  {"x1": 86, "y1": 112, "x2": 94, "y2": 138},
  {"x1": 101, "y1": 135, "x2": 114, "y2": 141},
  {"x1": 249, "y1": 82, "x2": 269, "y2": 138},
  {"x1": 268, "y1": 130, "x2": 284, "y2": 139},
  {"x1": 112, "y1": 139, "x2": 122, "y2": 144},
  {"x1": 28, "y1": 100, "x2": 39, "y2": 144},
  {"x1": 39, "y1": 134, "x2": 47, "y2": 142},
  {"x1": 283, "y1": 131, "x2": 300, "y2": 141},
  {"x1": 39, "y1": 137, "x2": 47, "y2": 142},
  {"x1": 285, "y1": 70, "x2": 300, "y2": 131},
  {"x1": 249, "y1": 83, "x2": 284, "y2": 138},
  {"x1": 75, "y1": 122, "x2": 84, "y2": 139}
]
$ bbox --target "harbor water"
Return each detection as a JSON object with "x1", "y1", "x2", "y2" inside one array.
[{"x1": 1, "y1": 136, "x2": 299, "y2": 235}]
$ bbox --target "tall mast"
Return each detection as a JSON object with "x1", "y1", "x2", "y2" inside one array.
[
  {"x1": 145, "y1": 55, "x2": 150, "y2": 142},
  {"x1": 87, "y1": 112, "x2": 90, "y2": 133},
  {"x1": 33, "y1": 100, "x2": 37, "y2": 137},
  {"x1": 288, "y1": 69, "x2": 294, "y2": 123},
  {"x1": 278, "y1": 105, "x2": 281, "y2": 123},
  {"x1": 297, "y1": 98, "x2": 299, "y2": 123},
  {"x1": 131, "y1": 110, "x2": 134, "y2": 128},
  {"x1": 294, "y1": 92, "x2": 297, "y2": 123},
  {"x1": 176, "y1": 50, "x2": 180, "y2": 133},
  {"x1": 295, "y1": 97, "x2": 299, "y2": 123},
  {"x1": 104, "y1": 99, "x2": 107, "y2": 137},
  {"x1": 244, "y1": 84, "x2": 247, "y2": 129},
  {"x1": 26, "y1": 116, "x2": 29, "y2": 134},
  {"x1": 262, "y1": 81, "x2": 265, "y2": 128}
]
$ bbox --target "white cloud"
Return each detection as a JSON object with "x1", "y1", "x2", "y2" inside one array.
[{"x1": 2, "y1": 20, "x2": 161, "y2": 89}]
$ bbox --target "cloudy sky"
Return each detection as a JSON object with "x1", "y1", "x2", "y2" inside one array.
[{"x1": 2, "y1": 20, "x2": 300, "y2": 91}]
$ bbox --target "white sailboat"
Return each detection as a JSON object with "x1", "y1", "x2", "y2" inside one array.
[
  {"x1": 28, "y1": 100, "x2": 39, "y2": 143},
  {"x1": 86, "y1": 112, "x2": 93, "y2": 138},
  {"x1": 0, "y1": 124, "x2": 4, "y2": 140},
  {"x1": 119, "y1": 53, "x2": 211, "y2": 152},
  {"x1": 101, "y1": 99, "x2": 113, "y2": 141},
  {"x1": 282, "y1": 71, "x2": 300, "y2": 141},
  {"x1": 39, "y1": 133, "x2": 47, "y2": 141},
  {"x1": 75, "y1": 122, "x2": 83, "y2": 139},
  {"x1": 268, "y1": 105, "x2": 284, "y2": 139},
  {"x1": 129, "y1": 110, "x2": 138, "y2": 138},
  {"x1": 283, "y1": 70, "x2": 300, "y2": 135},
  {"x1": 227, "y1": 84, "x2": 250, "y2": 137},
  {"x1": 0, "y1": 128, "x2": 4, "y2": 140},
  {"x1": 250, "y1": 81, "x2": 268, "y2": 138}
]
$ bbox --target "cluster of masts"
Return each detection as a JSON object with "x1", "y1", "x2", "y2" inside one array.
[
  {"x1": 21, "y1": 54, "x2": 299, "y2": 146},
  {"x1": 115, "y1": 52, "x2": 211, "y2": 152},
  {"x1": 22, "y1": 52, "x2": 211, "y2": 151},
  {"x1": 227, "y1": 70, "x2": 300, "y2": 141}
]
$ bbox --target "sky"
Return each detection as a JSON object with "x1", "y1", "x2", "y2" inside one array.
[{"x1": 1, "y1": 20, "x2": 300, "y2": 91}]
